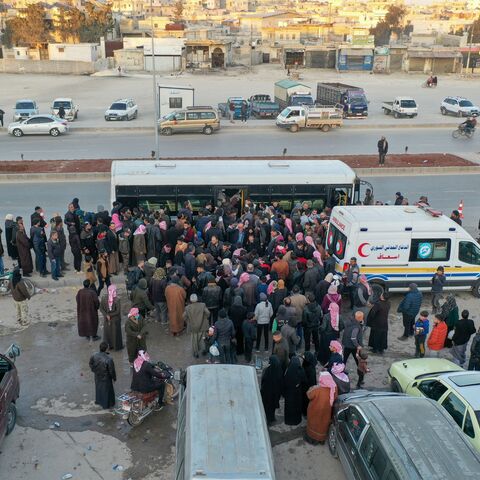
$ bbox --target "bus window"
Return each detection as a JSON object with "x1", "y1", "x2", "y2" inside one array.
[
  {"x1": 178, "y1": 186, "x2": 213, "y2": 213},
  {"x1": 409, "y1": 239, "x2": 451, "y2": 262},
  {"x1": 270, "y1": 184, "x2": 293, "y2": 211},
  {"x1": 459, "y1": 241, "x2": 480, "y2": 265},
  {"x1": 293, "y1": 185, "x2": 327, "y2": 212},
  {"x1": 331, "y1": 187, "x2": 351, "y2": 206},
  {"x1": 249, "y1": 185, "x2": 271, "y2": 206}
]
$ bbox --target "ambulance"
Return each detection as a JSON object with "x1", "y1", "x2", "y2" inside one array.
[{"x1": 327, "y1": 205, "x2": 480, "y2": 296}]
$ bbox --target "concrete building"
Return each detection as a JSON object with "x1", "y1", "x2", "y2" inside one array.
[
  {"x1": 185, "y1": 39, "x2": 232, "y2": 68},
  {"x1": 404, "y1": 48, "x2": 463, "y2": 74},
  {"x1": 48, "y1": 43, "x2": 100, "y2": 62}
]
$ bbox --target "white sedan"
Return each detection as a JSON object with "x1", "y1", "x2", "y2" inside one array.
[{"x1": 8, "y1": 115, "x2": 68, "y2": 137}]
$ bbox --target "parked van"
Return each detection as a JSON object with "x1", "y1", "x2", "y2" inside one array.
[
  {"x1": 158, "y1": 106, "x2": 220, "y2": 135},
  {"x1": 175, "y1": 365, "x2": 275, "y2": 480},
  {"x1": 328, "y1": 392, "x2": 480, "y2": 480},
  {"x1": 327, "y1": 204, "x2": 480, "y2": 296}
]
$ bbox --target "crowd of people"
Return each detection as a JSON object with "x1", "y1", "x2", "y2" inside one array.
[{"x1": 2, "y1": 191, "x2": 480, "y2": 434}]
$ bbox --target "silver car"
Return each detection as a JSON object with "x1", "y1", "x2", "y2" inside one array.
[{"x1": 8, "y1": 115, "x2": 68, "y2": 137}]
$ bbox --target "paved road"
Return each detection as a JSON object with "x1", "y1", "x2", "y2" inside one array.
[
  {"x1": 1, "y1": 174, "x2": 479, "y2": 232},
  {"x1": 1, "y1": 126, "x2": 479, "y2": 160}
]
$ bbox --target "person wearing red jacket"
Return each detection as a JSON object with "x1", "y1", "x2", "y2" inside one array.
[{"x1": 427, "y1": 315, "x2": 448, "y2": 357}]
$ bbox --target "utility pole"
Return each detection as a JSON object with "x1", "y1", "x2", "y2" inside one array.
[
  {"x1": 150, "y1": 0, "x2": 160, "y2": 162},
  {"x1": 466, "y1": 22, "x2": 475, "y2": 73}
]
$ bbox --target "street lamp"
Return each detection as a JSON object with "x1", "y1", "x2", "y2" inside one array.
[{"x1": 150, "y1": 0, "x2": 160, "y2": 161}]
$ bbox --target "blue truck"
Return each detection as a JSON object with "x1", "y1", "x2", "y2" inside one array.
[
  {"x1": 316, "y1": 82, "x2": 368, "y2": 117},
  {"x1": 217, "y1": 97, "x2": 245, "y2": 119},
  {"x1": 249, "y1": 95, "x2": 280, "y2": 118}
]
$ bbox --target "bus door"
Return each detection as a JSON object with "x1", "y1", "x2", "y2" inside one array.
[
  {"x1": 214, "y1": 187, "x2": 246, "y2": 213},
  {"x1": 331, "y1": 186, "x2": 351, "y2": 206}
]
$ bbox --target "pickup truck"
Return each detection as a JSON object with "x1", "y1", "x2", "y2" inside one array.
[
  {"x1": 382, "y1": 97, "x2": 418, "y2": 118},
  {"x1": 51, "y1": 98, "x2": 79, "y2": 121},
  {"x1": 217, "y1": 97, "x2": 245, "y2": 119},
  {"x1": 276, "y1": 105, "x2": 343, "y2": 133},
  {"x1": 249, "y1": 95, "x2": 280, "y2": 118},
  {"x1": 0, "y1": 344, "x2": 20, "y2": 447}
]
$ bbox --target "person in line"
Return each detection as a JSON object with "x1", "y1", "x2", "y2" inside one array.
[
  {"x1": 281, "y1": 317, "x2": 301, "y2": 358},
  {"x1": 353, "y1": 274, "x2": 373, "y2": 317},
  {"x1": 451, "y1": 310, "x2": 476, "y2": 368},
  {"x1": 76, "y1": 279, "x2": 100, "y2": 341},
  {"x1": 342, "y1": 311, "x2": 364, "y2": 366},
  {"x1": 165, "y1": 278, "x2": 186, "y2": 336},
  {"x1": 131, "y1": 350, "x2": 168, "y2": 409},
  {"x1": 183, "y1": 294, "x2": 210, "y2": 359},
  {"x1": 214, "y1": 309, "x2": 235, "y2": 364},
  {"x1": 301, "y1": 351, "x2": 317, "y2": 417},
  {"x1": 15, "y1": 218, "x2": 33, "y2": 277},
  {"x1": 366, "y1": 292, "x2": 390, "y2": 354},
  {"x1": 254, "y1": 293, "x2": 273, "y2": 352},
  {"x1": 427, "y1": 314, "x2": 448, "y2": 358},
  {"x1": 125, "y1": 307, "x2": 147, "y2": 366},
  {"x1": 302, "y1": 293, "x2": 322, "y2": 355},
  {"x1": 10, "y1": 268, "x2": 31, "y2": 326},
  {"x1": 229, "y1": 295, "x2": 247, "y2": 356},
  {"x1": 270, "y1": 329, "x2": 288, "y2": 370},
  {"x1": 260, "y1": 355, "x2": 283, "y2": 425},
  {"x1": 89, "y1": 342, "x2": 116, "y2": 410},
  {"x1": 47, "y1": 231, "x2": 63, "y2": 281},
  {"x1": 440, "y1": 293, "x2": 459, "y2": 349},
  {"x1": 96, "y1": 249, "x2": 111, "y2": 296},
  {"x1": 305, "y1": 371, "x2": 338, "y2": 445},
  {"x1": 468, "y1": 327, "x2": 480, "y2": 371},
  {"x1": 397, "y1": 283, "x2": 423, "y2": 340},
  {"x1": 431, "y1": 266, "x2": 446, "y2": 314},
  {"x1": 131, "y1": 278, "x2": 154, "y2": 319},
  {"x1": 414, "y1": 311, "x2": 430, "y2": 358},
  {"x1": 318, "y1": 302, "x2": 344, "y2": 365},
  {"x1": 343, "y1": 257, "x2": 359, "y2": 310},
  {"x1": 99, "y1": 284, "x2": 123, "y2": 351},
  {"x1": 377, "y1": 136, "x2": 388, "y2": 166},
  {"x1": 282, "y1": 356, "x2": 307, "y2": 426},
  {"x1": 150, "y1": 267, "x2": 168, "y2": 324},
  {"x1": 356, "y1": 348, "x2": 369, "y2": 389}
]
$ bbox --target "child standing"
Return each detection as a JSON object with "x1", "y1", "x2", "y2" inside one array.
[
  {"x1": 414, "y1": 310, "x2": 430, "y2": 358},
  {"x1": 242, "y1": 312, "x2": 257, "y2": 364},
  {"x1": 356, "y1": 348, "x2": 370, "y2": 389}
]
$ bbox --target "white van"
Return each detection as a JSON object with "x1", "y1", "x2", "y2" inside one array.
[
  {"x1": 327, "y1": 205, "x2": 480, "y2": 296},
  {"x1": 175, "y1": 364, "x2": 275, "y2": 480}
]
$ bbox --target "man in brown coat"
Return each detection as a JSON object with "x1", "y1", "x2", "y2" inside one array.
[
  {"x1": 15, "y1": 219, "x2": 33, "y2": 276},
  {"x1": 76, "y1": 280, "x2": 100, "y2": 340},
  {"x1": 183, "y1": 294, "x2": 210, "y2": 357},
  {"x1": 165, "y1": 278, "x2": 186, "y2": 335}
]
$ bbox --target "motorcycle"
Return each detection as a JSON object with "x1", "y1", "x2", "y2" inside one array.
[
  {"x1": 115, "y1": 362, "x2": 182, "y2": 427},
  {"x1": 452, "y1": 126, "x2": 475, "y2": 139},
  {"x1": 0, "y1": 269, "x2": 36, "y2": 297}
]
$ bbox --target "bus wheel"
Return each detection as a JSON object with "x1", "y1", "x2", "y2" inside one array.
[{"x1": 473, "y1": 280, "x2": 480, "y2": 298}]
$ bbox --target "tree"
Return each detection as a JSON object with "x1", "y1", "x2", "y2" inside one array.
[
  {"x1": 173, "y1": 0, "x2": 184, "y2": 22},
  {"x1": 370, "y1": 4, "x2": 407, "y2": 46},
  {"x1": 8, "y1": 4, "x2": 51, "y2": 46},
  {"x1": 79, "y1": 2, "x2": 114, "y2": 42}
]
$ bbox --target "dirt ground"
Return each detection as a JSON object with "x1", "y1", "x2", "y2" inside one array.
[{"x1": 0, "y1": 153, "x2": 475, "y2": 174}]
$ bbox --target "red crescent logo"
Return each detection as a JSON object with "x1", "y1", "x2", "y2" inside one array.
[{"x1": 358, "y1": 243, "x2": 370, "y2": 257}]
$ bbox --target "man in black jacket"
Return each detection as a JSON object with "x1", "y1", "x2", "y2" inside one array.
[
  {"x1": 89, "y1": 342, "x2": 116, "y2": 409},
  {"x1": 302, "y1": 293, "x2": 322, "y2": 354},
  {"x1": 47, "y1": 231, "x2": 63, "y2": 281},
  {"x1": 377, "y1": 136, "x2": 388, "y2": 166},
  {"x1": 451, "y1": 309, "x2": 476, "y2": 368}
]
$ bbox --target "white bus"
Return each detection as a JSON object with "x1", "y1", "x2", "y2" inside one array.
[{"x1": 110, "y1": 159, "x2": 360, "y2": 214}]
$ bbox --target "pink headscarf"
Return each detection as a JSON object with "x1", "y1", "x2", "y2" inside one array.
[
  {"x1": 313, "y1": 250, "x2": 323, "y2": 266},
  {"x1": 319, "y1": 372, "x2": 337, "y2": 406},
  {"x1": 295, "y1": 232, "x2": 304, "y2": 242},
  {"x1": 305, "y1": 235, "x2": 315, "y2": 249},
  {"x1": 328, "y1": 284, "x2": 338, "y2": 295},
  {"x1": 111, "y1": 213, "x2": 123, "y2": 232},
  {"x1": 360, "y1": 274, "x2": 372, "y2": 295},
  {"x1": 107, "y1": 284, "x2": 117, "y2": 310},
  {"x1": 238, "y1": 272, "x2": 250, "y2": 287},
  {"x1": 133, "y1": 350, "x2": 150, "y2": 373},
  {"x1": 329, "y1": 339, "x2": 343, "y2": 354},
  {"x1": 331, "y1": 363, "x2": 349, "y2": 383},
  {"x1": 128, "y1": 307, "x2": 139, "y2": 318},
  {"x1": 133, "y1": 224, "x2": 146, "y2": 236},
  {"x1": 284, "y1": 218, "x2": 293, "y2": 234},
  {"x1": 328, "y1": 302, "x2": 340, "y2": 331},
  {"x1": 267, "y1": 280, "x2": 277, "y2": 295}
]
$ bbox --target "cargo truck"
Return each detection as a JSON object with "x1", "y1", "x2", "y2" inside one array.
[
  {"x1": 316, "y1": 82, "x2": 368, "y2": 118},
  {"x1": 276, "y1": 105, "x2": 343, "y2": 133},
  {"x1": 274, "y1": 80, "x2": 315, "y2": 110},
  {"x1": 249, "y1": 94, "x2": 280, "y2": 118}
]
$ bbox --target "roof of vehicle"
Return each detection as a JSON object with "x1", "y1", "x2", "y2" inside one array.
[
  {"x1": 443, "y1": 96, "x2": 471, "y2": 101},
  {"x1": 331, "y1": 205, "x2": 471, "y2": 235},
  {"x1": 389, "y1": 358, "x2": 463, "y2": 380},
  {"x1": 22, "y1": 114, "x2": 58, "y2": 120},
  {"x1": 440, "y1": 371, "x2": 480, "y2": 410},
  {"x1": 15, "y1": 99, "x2": 36, "y2": 104},
  {"x1": 396, "y1": 96, "x2": 416, "y2": 101},
  {"x1": 111, "y1": 159, "x2": 357, "y2": 186},
  {"x1": 52, "y1": 98, "x2": 73, "y2": 102},
  {"x1": 111, "y1": 99, "x2": 135, "y2": 104},
  {"x1": 349, "y1": 395, "x2": 480, "y2": 478},
  {"x1": 275, "y1": 79, "x2": 310, "y2": 89},
  {"x1": 184, "y1": 365, "x2": 274, "y2": 479}
]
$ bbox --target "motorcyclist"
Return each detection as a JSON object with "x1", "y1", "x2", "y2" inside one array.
[
  {"x1": 460, "y1": 116, "x2": 477, "y2": 134},
  {"x1": 131, "y1": 350, "x2": 169, "y2": 409}
]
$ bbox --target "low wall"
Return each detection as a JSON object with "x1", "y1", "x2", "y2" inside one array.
[{"x1": 0, "y1": 58, "x2": 96, "y2": 74}]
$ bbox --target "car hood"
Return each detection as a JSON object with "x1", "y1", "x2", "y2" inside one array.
[
  {"x1": 15, "y1": 109, "x2": 35, "y2": 113},
  {"x1": 8, "y1": 121, "x2": 24, "y2": 127},
  {"x1": 390, "y1": 358, "x2": 462, "y2": 380}
]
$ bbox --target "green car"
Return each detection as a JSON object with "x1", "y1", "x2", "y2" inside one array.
[{"x1": 388, "y1": 358, "x2": 480, "y2": 451}]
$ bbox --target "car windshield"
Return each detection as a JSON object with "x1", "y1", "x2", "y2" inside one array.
[
  {"x1": 459, "y1": 100, "x2": 473, "y2": 107},
  {"x1": 16, "y1": 102, "x2": 34, "y2": 109},
  {"x1": 280, "y1": 107, "x2": 291, "y2": 117},
  {"x1": 163, "y1": 112, "x2": 176, "y2": 121},
  {"x1": 54, "y1": 101, "x2": 71, "y2": 109},
  {"x1": 110, "y1": 103, "x2": 127, "y2": 110},
  {"x1": 401, "y1": 100, "x2": 417, "y2": 108}
]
